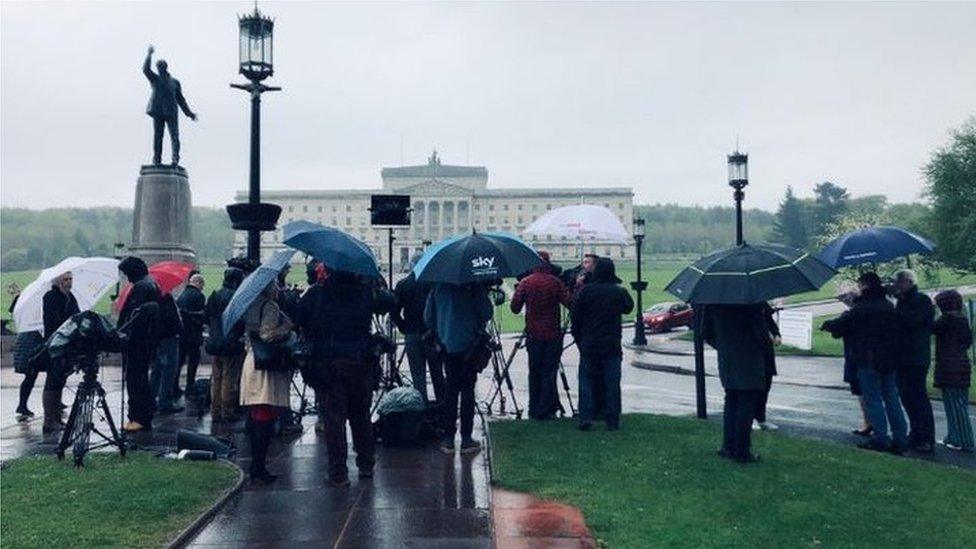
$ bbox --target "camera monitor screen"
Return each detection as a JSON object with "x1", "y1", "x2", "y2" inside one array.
[{"x1": 370, "y1": 194, "x2": 411, "y2": 226}]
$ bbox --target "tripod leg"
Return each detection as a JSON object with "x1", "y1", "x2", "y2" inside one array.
[
  {"x1": 558, "y1": 362, "x2": 577, "y2": 417},
  {"x1": 501, "y1": 365, "x2": 522, "y2": 419},
  {"x1": 58, "y1": 389, "x2": 84, "y2": 460},
  {"x1": 96, "y1": 385, "x2": 126, "y2": 456}
]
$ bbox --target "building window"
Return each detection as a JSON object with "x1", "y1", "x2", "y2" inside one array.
[
  {"x1": 332, "y1": 206, "x2": 337, "y2": 212},
  {"x1": 489, "y1": 205, "x2": 495, "y2": 211},
  {"x1": 546, "y1": 204, "x2": 552, "y2": 210},
  {"x1": 489, "y1": 216, "x2": 495, "y2": 224},
  {"x1": 346, "y1": 217, "x2": 351, "y2": 225},
  {"x1": 517, "y1": 204, "x2": 523, "y2": 211},
  {"x1": 288, "y1": 206, "x2": 294, "y2": 213},
  {"x1": 303, "y1": 205, "x2": 308, "y2": 213},
  {"x1": 532, "y1": 204, "x2": 537, "y2": 211},
  {"x1": 318, "y1": 205, "x2": 323, "y2": 213},
  {"x1": 346, "y1": 205, "x2": 351, "y2": 212},
  {"x1": 331, "y1": 217, "x2": 337, "y2": 225},
  {"x1": 474, "y1": 204, "x2": 481, "y2": 211},
  {"x1": 503, "y1": 204, "x2": 509, "y2": 211}
]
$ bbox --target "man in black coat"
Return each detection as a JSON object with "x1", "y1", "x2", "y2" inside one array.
[
  {"x1": 754, "y1": 303, "x2": 782, "y2": 430},
  {"x1": 41, "y1": 272, "x2": 80, "y2": 432},
  {"x1": 822, "y1": 272, "x2": 909, "y2": 453},
  {"x1": 150, "y1": 292, "x2": 183, "y2": 415},
  {"x1": 394, "y1": 256, "x2": 444, "y2": 403},
  {"x1": 702, "y1": 303, "x2": 768, "y2": 463},
  {"x1": 296, "y1": 269, "x2": 396, "y2": 486},
  {"x1": 118, "y1": 256, "x2": 160, "y2": 432},
  {"x1": 570, "y1": 258, "x2": 634, "y2": 431},
  {"x1": 893, "y1": 269, "x2": 936, "y2": 452},
  {"x1": 176, "y1": 273, "x2": 206, "y2": 396},
  {"x1": 205, "y1": 268, "x2": 246, "y2": 422}
]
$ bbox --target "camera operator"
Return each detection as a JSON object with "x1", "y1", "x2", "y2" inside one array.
[
  {"x1": 425, "y1": 281, "x2": 493, "y2": 454},
  {"x1": 40, "y1": 272, "x2": 80, "y2": 432},
  {"x1": 240, "y1": 280, "x2": 295, "y2": 485},
  {"x1": 118, "y1": 256, "x2": 161, "y2": 433},
  {"x1": 510, "y1": 251, "x2": 573, "y2": 420},
  {"x1": 205, "y1": 267, "x2": 246, "y2": 423},
  {"x1": 296, "y1": 264, "x2": 395, "y2": 487},
  {"x1": 394, "y1": 254, "x2": 444, "y2": 404},
  {"x1": 570, "y1": 257, "x2": 633, "y2": 431}
]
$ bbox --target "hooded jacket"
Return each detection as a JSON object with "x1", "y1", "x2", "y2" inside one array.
[
  {"x1": 570, "y1": 258, "x2": 634, "y2": 356},
  {"x1": 822, "y1": 286, "x2": 900, "y2": 373},
  {"x1": 933, "y1": 310, "x2": 973, "y2": 388},
  {"x1": 205, "y1": 268, "x2": 246, "y2": 357},
  {"x1": 117, "y1": 256, "x2": 160, "y2": 330}
]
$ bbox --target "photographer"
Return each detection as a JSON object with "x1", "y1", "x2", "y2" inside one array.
[
  {"x1": 240, "y1": 280, "x2": 295, "y2": 485},
  {"x1": 40, "y1": 272, "x2": 80, "y2": 432},
  {"x1": 296, "y1": 266, "x2": 395, "y2": 487},
  {"x1": 570, "y1": 257, "x2": 633, "y2": 431},
  {"x1": 425, "y1": 281, "x2": 493, "y2": 454},
  {"x1": 118, "y1": 256, "x2": 160, "y2": 433},
  {"x1": 394, "y1": 255, "x2": 444, "y2": 403},
  {"x1": 511, "y1": 251, "x2": 573, "y2": 420},
  {"x1": 205, "y1": 267, "x2": 246, "y2": 422}
]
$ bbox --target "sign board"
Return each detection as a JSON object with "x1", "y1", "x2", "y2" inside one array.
[{"x1": 777, "y1": 310, "x2": 813, "y2": 351}]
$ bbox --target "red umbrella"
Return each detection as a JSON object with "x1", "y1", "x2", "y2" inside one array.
[{"x1": 113, "y1": 261, "x2": 195, "y2": 312}]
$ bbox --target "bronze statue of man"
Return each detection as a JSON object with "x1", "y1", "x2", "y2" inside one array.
[{"x1": 143, "y1": 45, "x2": 197, "y2": 166}]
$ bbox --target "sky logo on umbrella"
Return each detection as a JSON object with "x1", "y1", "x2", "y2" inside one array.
[{"x1": 471, "y1": 255, "x2": 498, "y2": 276}]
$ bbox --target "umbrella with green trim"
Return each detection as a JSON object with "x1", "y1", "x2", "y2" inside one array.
[{"x1": 665, "y1": 243, "x2": 836, "y2": 304}]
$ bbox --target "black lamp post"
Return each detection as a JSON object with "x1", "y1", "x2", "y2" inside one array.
[
  {"x1": 227, "y1": 6, "x2": 282, "y2": 263},
  {"x1": 630, "y1": 217, "x2": 648, "y2": 346},
  {"x1": 728, "y1": 151, "x2": 749, "y2": 246}
]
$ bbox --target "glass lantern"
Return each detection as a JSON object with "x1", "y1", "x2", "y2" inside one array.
[
  {"x1": 239, "y1": 9, "x2": 274, "y2": 81},
  {"x1": 633, "y1": 217, "x2": 646, "y2": 238},
  {"x1": 727, "y1": 151, "x2": 748, "y2": 188}
]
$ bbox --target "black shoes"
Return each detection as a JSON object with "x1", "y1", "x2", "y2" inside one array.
[
  {"x1": 911, "y1": 441, "x2": 934, "y2": 454},
  {"x1": 578, "y1": 422, "x2": 593, "y2": 432},
  {"x1": 250, "y1": 470, "x2": 278, "y2": 486},
  {"x1": 329, "y1": 475, "x2": 350, "y2": 487},
  {"x1": 460, "y1": 439, "x2": 482, "y2": 454},
  {"x1": 735, "y1": 453, "x2": 761, "y2": 464},
  {"x1": 857, "y1": 439, "x2": 890, "y2": 453},
  {"x1": 852, "y1": 426, "x2": 874, "y2": 437}
]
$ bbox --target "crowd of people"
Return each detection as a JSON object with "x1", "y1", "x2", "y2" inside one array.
[{"x1": 11, "y1": 251, "x2": 973, "y2": 483}]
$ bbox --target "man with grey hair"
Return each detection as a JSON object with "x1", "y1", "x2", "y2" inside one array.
[
  {"x1": 893, "y1": 269, "x2": 936, "y2": 453},
  {"x1": 176, "y1": 273, "x2": 206, "y2": 397}
]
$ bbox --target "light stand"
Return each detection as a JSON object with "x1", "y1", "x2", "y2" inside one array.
[{"x1": 630, "y1": 218, "x2": 647, "y2": 346}]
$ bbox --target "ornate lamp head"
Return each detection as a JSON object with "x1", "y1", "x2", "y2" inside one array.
[{"x1": 239, "y1": 7, "x2": 274, "y2": 81}]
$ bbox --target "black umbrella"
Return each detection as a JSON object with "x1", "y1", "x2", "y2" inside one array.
[
  {"x1": 665, "y1": 243, "x2": 836, "y2": 304},
  {"x1": 413, "y1": 231, "x2": 541, "y2": 284}
]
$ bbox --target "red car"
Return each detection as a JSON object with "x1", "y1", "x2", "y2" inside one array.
[{"x1": 642, "y1": 302, "x2": 694, "y2": 333}]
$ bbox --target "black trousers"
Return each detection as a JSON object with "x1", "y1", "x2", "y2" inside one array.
[
  {"x1": 897, "y1": 365, "x2": 935, "y2": 445},
  {"x1": 526, "y1": 338, "x2": 561, "y2": 419},
  {"x1": 322, "y1": 358, "x2": 375, "y2": 480},
  {"x1": 754, "y1": 371, "x2": 774, "y2": 423},
  {"x1": 152, "y1": 115, "x2": 180, "y2": 164},
  {"x1": 723, "y1": 389, "x2": 762, "y2": 459},
  {"x1": 125, "y1": 348, "x2": 156, "y2": 426},
  {"x1": 177, "y1": 338, "x2": 201, "y2": 393},
  {"x1": 443, "y1": 352, "x2": 478, "y2": 442}
]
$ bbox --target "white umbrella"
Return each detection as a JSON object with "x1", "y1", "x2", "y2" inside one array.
[
  {"x1": 12, "y1": 256, "x2": 119, "y2": 333},
  {"x1": 524, "y1": 204, "x2": 629, "y2": 243}
]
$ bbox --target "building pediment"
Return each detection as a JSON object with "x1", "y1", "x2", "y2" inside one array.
[{"x1": 399, "y1": 179, "x2": 474, "y2": 197}]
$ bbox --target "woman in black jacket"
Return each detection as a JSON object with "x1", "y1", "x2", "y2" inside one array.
[
  {"x1": 41, "y1": 272, "x2": 80, "y2": 432},
  {"x1": 933, "y1": 290, "x2": 974, "y2": 452}
]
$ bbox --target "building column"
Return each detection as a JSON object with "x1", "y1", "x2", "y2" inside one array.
[{"x1": 437, "y1": 200, "x2": 444, "y2": 240}]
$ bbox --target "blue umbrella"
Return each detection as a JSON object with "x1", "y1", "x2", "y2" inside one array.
[
  {"x1": 413, "y1": 231, "x2": 541, "y2": 284},
  {"x1": 817, "y1": 226, "x2": 935, "y2": 269},
  {"x1": 222, "y1": 249, "x2": 296, "y2": 336},
  {"x1": 282, "y1": 220, "x2": 381, "y2": 279}
]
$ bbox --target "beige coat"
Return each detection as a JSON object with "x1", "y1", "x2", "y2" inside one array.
[{"x1": 239, "y1": 297, "x2": 293, "y2": 407}]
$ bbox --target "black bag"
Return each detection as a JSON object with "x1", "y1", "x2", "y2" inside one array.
[
  {"x1": 463, "y1": 331, "x2": 495, "y2": 373},
  {"x1": 13, "y1": 331, "x2": 44, "y2": 374},
  {"x1": 251, "y1": 334, "x2": 292, "y2": 371}
]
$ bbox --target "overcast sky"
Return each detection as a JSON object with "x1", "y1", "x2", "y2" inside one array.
[{"x1": 2, "y1": 1, "x2": 974, "y2": 211}]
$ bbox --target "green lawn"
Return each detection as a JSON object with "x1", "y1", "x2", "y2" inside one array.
[
  {"x1": 0, "y1": 452, "x2": 238, "y2": 548},
  {"x1": 491, "y1": 414, "x2": 976, "y2": 548}
]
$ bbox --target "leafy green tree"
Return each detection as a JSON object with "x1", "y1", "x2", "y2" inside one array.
[
  {"x1": 924, "y1": 117, "x2": 976, "y2": 272},
  {"x1": 812, "y1": 181, "x2": 850, "y2": 239},
  {"x1": 772, "y1": 186, "x2": 809, "y2": 249}
]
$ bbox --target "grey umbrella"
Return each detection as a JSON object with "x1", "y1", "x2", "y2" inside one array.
[{"x1": 221, "y1": 250, "x2": 295, "y2": 336}]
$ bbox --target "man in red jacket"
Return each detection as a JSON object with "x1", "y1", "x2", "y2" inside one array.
[{"x1": 511, "y1": 252, "x2": 573, "y2": 420}]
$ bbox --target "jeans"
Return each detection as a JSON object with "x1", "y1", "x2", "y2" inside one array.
[
  {"x1": 177, "y1": 338, "x2": 201, "y2": 394},
  {"x1": 321, "y1": 358, "x2": 375, "y2": 481},
  {"x1": 526, "y1": 338, "x2": 561, "y2": 419},
  {"x1": 723, "y1": 389, "x2": 762, "y2": 459},
  {"x1": 578, "y1": 353, "x2": 622, "y2": 428},
  {"x1": 150, "y1": 337, "x2": 180, "y2": 411},
  {"x1": 858, "y1": 368, "x2": 908, "y2": 446},
  {"x1": 896, "y1": 365, "x2": 935, "y2": 445},
  {"x1": 152, "y1": 115, "x2": 180, "y2": 164},
  {"x1": 443, "y1": 352, "x2": 478, "y2": 443},
  {"x1": 404, "y1": 333, "x2": 445, "y2": 403}
]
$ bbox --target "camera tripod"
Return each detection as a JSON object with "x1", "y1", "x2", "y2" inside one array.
[
  {"x1": 482, "y1": 318, "x2": 524, "y2": 419},
  {"x1": 369, "y1": 314, "x2": 407, "y2": 415},
  {"x1": 58, "y1": 356, "x2": 126, "y2": 467}
]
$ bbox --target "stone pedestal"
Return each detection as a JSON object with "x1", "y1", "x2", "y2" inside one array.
[{"x1": 129, "y1": 164, "x2": 196, "y2": 265}]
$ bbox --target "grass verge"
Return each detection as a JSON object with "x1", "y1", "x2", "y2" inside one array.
[
  {"x1": 0, "y1": 451, "x2": 238, "y2": 548},
  {"x1": 491, "y1": 414, "x2": 976, "y2": 548}
]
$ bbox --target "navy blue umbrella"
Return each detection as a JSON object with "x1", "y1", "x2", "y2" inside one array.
[
  {"x1": 282, "y1": 220, "x2": 381, "y2": 279},
  {"x1": 817, "y1": 226, "x2": 935, "y2": 268},
  {"x1": 222, "y1": 249, "x2": 295, "y2": 336},
  {"x1": 665, "y1": 243, "x2": 836, "y2": 304},
  {"x1": 413, "y1": 231, "x2": 541, "y2": 284}
]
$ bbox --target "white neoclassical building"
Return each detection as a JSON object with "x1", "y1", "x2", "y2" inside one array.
[{"x1": 234, "y1": 152, "x2": 634, "y2": 270}]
